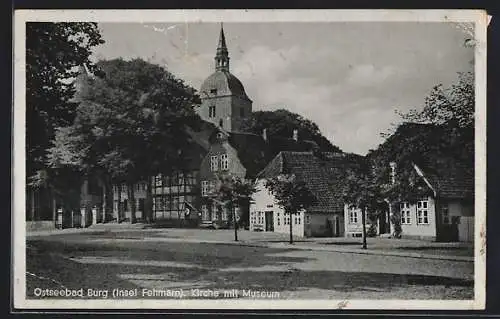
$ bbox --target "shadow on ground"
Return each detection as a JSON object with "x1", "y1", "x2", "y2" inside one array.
[{"x1": 26, "y1": 238, "x2": 473, "y2": 300}]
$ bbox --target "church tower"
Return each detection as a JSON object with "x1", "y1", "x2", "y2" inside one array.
[{"x1": 198, "y1": 24, "x2": 252, "y2": 132}]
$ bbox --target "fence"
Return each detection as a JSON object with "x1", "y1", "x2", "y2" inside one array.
[{"x1": 458, "y1": 216, "x2": 474, "y2": 242}]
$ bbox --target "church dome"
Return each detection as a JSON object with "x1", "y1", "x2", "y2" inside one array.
[
  {"x1": 200, "y1": 70, "x2": 250, "y2": 101},
  {"x1": 200, "y1": 71, "x2": 249, "y2": 100}
]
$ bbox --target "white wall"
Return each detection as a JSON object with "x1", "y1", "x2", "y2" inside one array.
[
  {"x1": 400, "y1": 196, "x2": 437, "y2": 239},
  {"x1": 249, "y1": 179, "x2": 304, "y2": 236},
  {"x1": 273, "y1": 209, "x2": 304, "y2": 237},
  {"x1": 344, "y1": 204, "x2": 363, "y2": 236}
]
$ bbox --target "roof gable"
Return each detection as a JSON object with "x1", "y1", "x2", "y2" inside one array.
[{"x1": 416, "y1": 158, "x2": 474, "y2": 199}]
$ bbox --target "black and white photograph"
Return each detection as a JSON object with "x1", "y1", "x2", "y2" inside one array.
[{"x1": 13, "y1": 10, "x2": 487, "y2": 310}]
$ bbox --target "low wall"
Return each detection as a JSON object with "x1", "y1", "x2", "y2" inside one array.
[{"x1": 26, "y1": 220, "x2": 55, "y2": 232}]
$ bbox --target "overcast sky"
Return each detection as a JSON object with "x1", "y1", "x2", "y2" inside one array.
[{"x1": 92, "y1": 22, "x2": 473, "y2": 155}]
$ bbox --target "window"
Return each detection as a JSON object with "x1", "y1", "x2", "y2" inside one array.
[
  {"x1": 210, "y1": 155, "x2": 218, "y2": 171},
  {"x1": 442, "y1": 205, "x2": 450, "y2": 224},
  {"x1": 277, "y1": 212, "x2": 280, "y2": 225},
  {"x1": 201, "y1": 181, "x2": 209, "y2": 196},
  {"x1": 210, "y1": 89, "x2": 217, "y2": 95},
  {"x1": 172, "y1": 196, "x2": 180, "y2": 211},
  {"x1": 155, "y1": 175, "x2": 162, "y2": 187},
  {"x1": 221, "y1": 207, "x2": 227, "y2": 221},
  {"x1": 298, "y1": 215, "x2": 301, "y2": 224},
  {"x1": 189, "y1": 172, "x2": 197, "y2": 185},
  {"x1": 220, "y1": 154, "x2": 229, "y2": 170},
  {"x1": 201, "y1": 205, "x2": 209, "y2": 220},
  {"x1": 209, "y1": 105, "x2": 216, "y2": 118},
  {"x1": 219, "y1": 119, "x2": 223, "y2": 128},
  {"x1": 400, "y1": 202, "x2": 411, "y2": 224},
  {"x1": 208, "y1": 181, "x2": 216, "y2": 194},
  {"x1": 177, "y1": 173, "x2": 184, "y2": 186},
  {"x1": 417, "y1": 200, "x2": 429, "y2": 224},
  {"x1": 349, "y1": 208, "x2": 358, "y2": 224},
  {"x1": 305, "y1": 215, "x2": 311, "y2": 224},
  {"x1": 240, "y1": 107, "x2": 245, "y2": 117}
]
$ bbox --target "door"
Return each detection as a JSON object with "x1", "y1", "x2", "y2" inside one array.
[
  {"x1": 138, "y1": 199, "x2": 145, "y2": 216},
  {"x1": 378, "y1": 210, "x2": 388, "y2": 234},
  {"x1": 333, "y1": 215, "x2": 340, "y2": 237},
  {"x1": 265, "y1": 211, "x2": 274, "y2": 231}
]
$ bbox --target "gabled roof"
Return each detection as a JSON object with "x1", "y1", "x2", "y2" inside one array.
[
  {"x1": 372, "y1": 122, "x2": 474, "y2": 200},
  {"x1": 415, "y1": 158, "x2": 474, "y2": 200},
  {"x1": 185, "y1": 120, "x2": 219, "y2": 151},
  {"x1": 258, "y1": 151, "x2": 364, "y2": 213}
]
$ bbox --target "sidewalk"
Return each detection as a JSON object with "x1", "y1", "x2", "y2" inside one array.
[
  {"x1": 26, "y1": 224, "x2": 474, "y2": 262},
  {"x1": 26, "y1": 222, "x2": 148, "y2": 237}
]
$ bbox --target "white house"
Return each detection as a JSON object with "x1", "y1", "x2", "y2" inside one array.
[{"x1": 250, "y1": 151, "x2": 363, "y2": 238}]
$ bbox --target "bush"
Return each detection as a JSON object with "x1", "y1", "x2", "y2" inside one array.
[
  {"x1": 390, "y1": 213, "x2": 402, "y2": 238},
  {"x1": 367, "y1": 223, "x2": 378, "y2": 237}
]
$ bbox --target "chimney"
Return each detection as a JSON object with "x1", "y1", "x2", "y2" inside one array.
[
  {"x1": 292, "y1": 129, "x2": 298, "y2": 142},
  {"x1": 262, "y1": 128, "x2": 268, "y2": 142},
  {"x1": 389, "y1": 161, "x2": 397, "y2": 184}
]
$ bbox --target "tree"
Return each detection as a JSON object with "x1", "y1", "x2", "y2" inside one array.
[
  {"x1": 265, "y1": 174, "x2": 317, "y2": 244},
  {"x1": 396, "y1": 71, "x2": 474, "y2": 168},
  {"x1": 241, "y1": 109, "x2": 342, "y2": 152},
  {"x1": 342, "y1": 162, "x2": 387, "y2": 249},
  {"x1": 26, "y1": 22, "x2": 104, "y2": 221},
  {"x1": 48, "y1": 58, "x2": 202, "y2": 223},
  {"x1": 214, "y1": 173, "x2": 256, "y2": 241}
]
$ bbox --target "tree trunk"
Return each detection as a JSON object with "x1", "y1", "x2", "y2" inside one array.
[
  {"x1": 233, "y1": 201, "x2": 238, "y2": 241},
  {"x1": 30, "y1": 187, "x2": 36, "y2": 221},
  {"x1": 145, "y1": 177, "x2": 153, "y2": 224},
  {"x1": 102, "y1": 178, "x2": 113, "y2": 223},
  {"x1": 128, "y1": 184, "x2": 137, "y2": 224},
  {"x1": 362, "y1": 206, "x2": 367, "y2": 249},
  {"x1": 289, "y1": 209, "x2": 294, "y2": 244},
  {"x1": 117, "y1": 184, "x2": 122, "y2": 223},
  {"x1": 52, "y1": 190, "x2": 56, "y2": 227}
]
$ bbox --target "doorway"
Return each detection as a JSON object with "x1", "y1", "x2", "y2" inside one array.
[{"x1": 265, "y1": 211, "x2": 274, "y2": 231}]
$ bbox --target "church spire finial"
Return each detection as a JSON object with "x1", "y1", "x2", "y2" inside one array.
[{"x1": 215, "y1": 23, "x2": 229, "y2": 72}]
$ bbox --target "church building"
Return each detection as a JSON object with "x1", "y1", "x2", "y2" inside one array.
[
  {"x1": 197, "y1": 24, "x2": 253, "y2": 132},
  {"x1": 106, "y1": 24, "x2": 318, "y2": 228}
]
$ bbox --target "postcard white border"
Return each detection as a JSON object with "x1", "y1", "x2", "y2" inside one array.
[{"x1": 13, "y1": 9, "x2": 487, "y2": 311}]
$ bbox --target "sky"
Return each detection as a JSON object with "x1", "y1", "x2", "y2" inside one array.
[{"x1": 91, "y1": 22, "x2": 474, "y2": 155}]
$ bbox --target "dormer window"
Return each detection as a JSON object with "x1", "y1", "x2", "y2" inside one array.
[{"x1": 209, "y1": 105, "x2": 216, "y2": 118}]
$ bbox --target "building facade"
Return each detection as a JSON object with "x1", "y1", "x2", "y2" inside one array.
[{"x1": 251, "y1": 151, "x2": 362, "y2": 238}]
